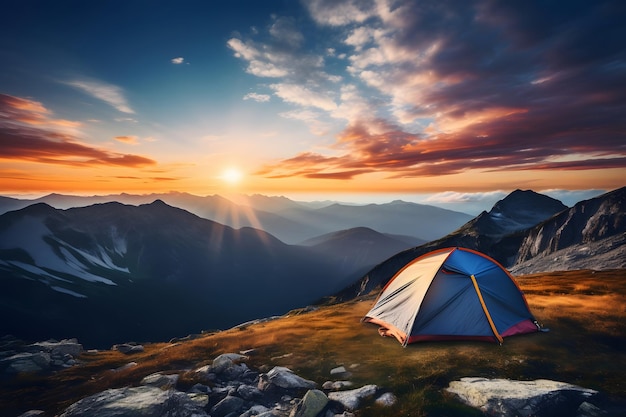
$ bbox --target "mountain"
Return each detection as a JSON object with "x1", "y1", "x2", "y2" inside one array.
[
  {"x1": 0, "y1": 192, "x2": 473, "y2": 244},
  {"x1": 276, "y1": 200, "x2": 473, "y2": 242},
  {"x1": 479, "y1": 189, "x2": 568, "y2": 236},
  {"x1": 0, "y1": 200, "x2": 351, "y2": 347},
  {"x1": 510, "y1": 186, "x2": 626, "y2": 274},
  {"x1": 299, "y1": 227, "x2": 424, "y2": 289},
  {"x1": 334, "y1": 188, "x2": 625, "y2": 301}
]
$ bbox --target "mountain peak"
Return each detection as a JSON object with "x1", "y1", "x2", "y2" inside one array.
[{"x1": 490, "y1": 190, "x2": 567, "y2": 219}]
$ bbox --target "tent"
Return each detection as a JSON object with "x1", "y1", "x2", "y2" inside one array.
[{"x1": 362, "y1": 247, "x2": 540, "y2": 346}]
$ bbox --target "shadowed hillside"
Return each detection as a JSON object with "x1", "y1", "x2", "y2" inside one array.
[{"x1": 1, "y1": 270, "x2": 624, "y2": 417}]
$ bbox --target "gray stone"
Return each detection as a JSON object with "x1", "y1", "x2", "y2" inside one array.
[
  {"x1": 211, "y1": 353, "x2": 248, "y2": 373},
  {"x1": 112, "y1": 343, "x2": 144, "y2": 354},
  {"x1": 240, "y1": 405, "x2": 270, "y2": 416},
  {"x1": 113, "y1": 361, "x2": 138, "y2": 372},
  {"x1": 327, "y1": 385, "x2": 378, "y2": 410},
  {"x1": 186, "y1": 392, "x2": 209, "y2": 407},
  {"x1": 259, "y1": 366, "x2": 316, "y2": 392},
  {"x1": 330, "y1": 366, "x2": 346, "y2": 375},
  {"x1": 290, "y1": 389, "x2": 329, "y2": 417},
  {"x1": 210, "y1": 395, "x2": 244, "y2": 417},
  {"x1": 0, "y1": 352, "x2": 51, "y2": 373},
  {"x1": 445, "y1": 377, "x2": 599, "y2": 417},
  {"x1": 58, "y1": 386, "x2": 208, "y2": 417},
  {"x1": 189, "y1": 383, "x2": 211, "y2": 394},
  {"x1": 237, "y1": 384, "x2": 263, "y2": 400},
  {"x1": 140, "y1": 372, "x2": 179, "y2": 389},
  {"x1": 375, "y1": 392, "x2": 397, "y2": 407},
  {"x1": 322, "y1": 381, "x2": 353, "y2": 390},
  {"x1": 28, "y1": 339, "x2": 82, "y2": 358},
  {"x1": 17, "y1": 411, "x2": 46, "y2": 417},
  {"x1": 576, "y1": 401, "x2": 604, "y2": 417}
]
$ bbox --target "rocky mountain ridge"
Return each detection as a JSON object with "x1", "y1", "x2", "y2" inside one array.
[{"x1": 335, "y1": 187, "x2": 625, "y2": 300}]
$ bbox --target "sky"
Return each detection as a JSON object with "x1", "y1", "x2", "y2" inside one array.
[{"x1": 1, "y1": 0, "x2": 624, "y2": 213}]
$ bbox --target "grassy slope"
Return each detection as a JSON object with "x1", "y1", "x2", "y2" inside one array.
[{"x1": 1, "y1": 269, "x2": 625, "y2": 416}]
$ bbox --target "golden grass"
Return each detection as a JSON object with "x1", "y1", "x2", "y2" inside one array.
[{"x1": 1, "y1": 269, "x2": 625, "y2": 416}]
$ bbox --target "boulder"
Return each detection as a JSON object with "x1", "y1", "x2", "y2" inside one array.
[
  {"x1": 210, "y1": 395, "x2": 244, "y2": 417},
  {"x1": 375, "y1": 392, "x2": 397, "y2": 407},
  {"x1": 0, "y1": 352, "x2": 51, "y2": 373},
  {"x1": 58, "y1": 386, "x2": 208, "y2": 417},
  {"x1": 290, "y1": 389, "x2": 329, "y2": 417},
  {"x1": 327, "y1": 385, "x2": 378, "y2": 410},
  {"x1": 322, "y1": 381, "x2": 353, "y2": 390},
  {"x1": 140, "y1": 372, "x2": 179, "y2": 389},
  {"x1": 445, "y1": 377, "x2": 599, "y2": 417},
  {"x1": 258, "y1": 366, "x2": 316, "y2": 392},
  {"x1": 112, "y1": 343, "x2": 144, "y2": 354},
  {"x1": 27, "y1": 339, "x2": 82, "y2": 357}
]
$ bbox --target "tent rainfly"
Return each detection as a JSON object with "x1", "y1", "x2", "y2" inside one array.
[{"x1": 362, "y1": 247, "x2": 540, "y2": 346}]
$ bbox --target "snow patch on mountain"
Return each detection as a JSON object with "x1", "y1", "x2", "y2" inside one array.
[
  {"x1": 0, "y1": 260, "x2": 70, "y2": 282},
  {"x1": 0, "y1": 215, "x2": 121, "y2": 285},
  {"x1": 50, "y1": 286, "x2": 88, "y2": 298}
]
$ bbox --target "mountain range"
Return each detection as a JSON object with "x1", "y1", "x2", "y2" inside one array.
[
  {"x1": 0, "y1": 192, "x2": 472, "y2": 244},
  {"x1": 1, "y1": 187, "x2": 624, "y2": 347},
  {"x1": 335, "y1": 187, "x2": 626, "y2": 301}
]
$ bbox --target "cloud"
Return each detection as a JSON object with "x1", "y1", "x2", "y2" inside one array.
[
  {"x1": 64, "y1": 79, "x2": 135, "y2": 114},
  {"x1": 114, "y1": 135, "x2": 139, "y2": 144},
  {"x1": 242, "y1": 0, "x2": 626, "y2": 181},
  {"x1": 171, "y1": 57, "x2": 185, "y2": 64},
  {"x1": 243, "y1": 92, "x2": 271, "y2": 102},
  {"x1": 270, "y1": 83, "x2": 337, "y2": 111},
  {"x1": 0, "y1": 93, "x2": 155, "y2": 168}
]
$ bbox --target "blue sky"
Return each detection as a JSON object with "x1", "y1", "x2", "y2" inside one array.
[{"x1": 0, "y1": 0, "x2": 624, "y2": 213}]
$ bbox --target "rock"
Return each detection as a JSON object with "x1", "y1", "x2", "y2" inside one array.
[
  {"x1": 290, "y1": 389, "x2": 329, "y2": 417},
  {"x1": 189, "y1": 383, "x2": 212, "y2": 394},
  {"x1": 210, "y1": 395, "x2": 244, "y2": 417},
  {"x1": 27, "y1": 339, "x2": 82, "y2": 357},
  {"x1": 186, "y1": 392, "x2": 209, "y2": 407},
  {"x1": 322, "y1": 381, "x2": 353, "y2": 390},
  {"x1": 576, "y1": 401, "x2": 604, "y2": 417},
  {"x1": 112, "y1": 343, "x2": 144, "y2": 354},
  {"x1": 140, "y1": 372, "x2": 179, "y2": 389},
  {"x1": 212, "y1": 353, "x2": 248, "y2": 373},
  {"x1": 445, "y1": 377, "x2": 599, "y2": 417},
  {"x1": 330, "y1": 366, "x2": 346, "y2": 375},
  {"x1": 17, "y1": 411, "x2": 45, "y2": 417},
  {"x1": 241, "y1": 404, "x2": 270, "y2": 416},
  {"x1": 328, "y1": 385, "x2": 378, "y2": 410},
  {"x1": 113, "y1": 361, "x2": 138, "y2": 372},
  {"x1": 0, "y1": 352, "x2": 51, "y2": 373},
  {"x1": 237, "y1": 384, "x2": 263, "y2": 400},
  {"x1": 375, "y1": 392, "x2": 397, "y2": 407},
  {"x1": 58, "y1": 386, "x2": 208, "y2": 417},
  {"x1": 258, "y1": 366, "x2": 316, "y2": 392}
]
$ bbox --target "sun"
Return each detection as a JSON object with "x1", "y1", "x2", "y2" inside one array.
[{"x1": 220, "y1": 167, "x2": 243, "y2": 185}]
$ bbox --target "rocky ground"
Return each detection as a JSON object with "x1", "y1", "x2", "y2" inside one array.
[{"x1": 1, "y1": 270, "x2": 625, "y2": 417}]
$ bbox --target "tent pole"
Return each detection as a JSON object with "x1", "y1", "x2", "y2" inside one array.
[{"x1": 469, "y1": 274, "x2": 504, "y2": 344}]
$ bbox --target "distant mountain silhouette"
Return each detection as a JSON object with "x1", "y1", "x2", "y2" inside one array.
[
  {"x1": 0, "y1": 192, "x2": 473, "y2": 244},
  {"x1": 334, "y1": 188, "x2": 624, "y2": 301},
  {"x1": 299, "y1": 227, "x2": 424, "y2": 290}
]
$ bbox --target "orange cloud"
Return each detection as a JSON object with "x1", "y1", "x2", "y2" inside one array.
[
  {"x1": 0, "y1": 93, "x2": 156, "y2": 168},
  {"x1": 114, "y1": 135, "x2": 139, "y2": 144}
]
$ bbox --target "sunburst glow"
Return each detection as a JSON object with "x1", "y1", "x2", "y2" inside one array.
[{"x1": 220, "y1": 168, "x2": 243, "y2": 185}]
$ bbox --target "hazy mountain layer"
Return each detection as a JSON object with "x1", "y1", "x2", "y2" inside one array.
[{"x1": 0, "y1": 192, "x2": 473, "y2": 244}]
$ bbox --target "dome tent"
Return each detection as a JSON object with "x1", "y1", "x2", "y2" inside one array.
[{"x1": 362, "y1": 247, "x2": 540, "y2": 346}]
